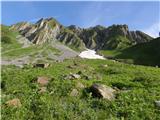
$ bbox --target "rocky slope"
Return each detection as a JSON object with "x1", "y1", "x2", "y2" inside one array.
[
  {"x1": 11, "y1": 17, "x2": 153, "y2": 51},
  {"x1": 68, "y1": 24, "x2": 153, "y2": 50},
  {"x1": 11, "y1": 17, "x2": 85, "y2": 51}
]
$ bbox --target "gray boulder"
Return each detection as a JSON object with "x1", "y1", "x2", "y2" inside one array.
[{"x1": 90, "y1": 83, "x2": 116, "y2": 100}]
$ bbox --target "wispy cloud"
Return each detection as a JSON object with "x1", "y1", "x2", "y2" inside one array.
[{"x1": 143, "y1": 22, "x2": 160, "y2": 38}]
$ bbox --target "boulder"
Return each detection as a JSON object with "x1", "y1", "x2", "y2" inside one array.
[
  {"x1": 70, "y1": 89, "x2": 79, "y2": 96},
  {"x1": 90, "y1": 83, "x2": 116, "y2": 100},
  {"x1": 34, "y1": 63, "x2": 50, "y2": 68},
  {"x1": 37, "y1": 76, "x2": 50, "y2": 86},
  {"x1": 6, "y1": 98, "x2": 21, "y2": 107},
  {"x1": 155, "y1": 101, "x2": 160, "y2": 108}
]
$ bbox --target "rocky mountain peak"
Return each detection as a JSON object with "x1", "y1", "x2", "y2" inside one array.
[
  {"x1": 11, "y1": 22, "x2": 32, "y2": 31},
  {"x1": 10, "y1": 17, "x2": 153, "y2": 51},
  {"x1": 11, "y1": 17, "x2": 62, "y2": 44}
]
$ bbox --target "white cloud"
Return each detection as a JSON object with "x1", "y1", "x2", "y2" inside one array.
[{"x1": 143, "y1": 22, "x2": 160, "y2": 38}]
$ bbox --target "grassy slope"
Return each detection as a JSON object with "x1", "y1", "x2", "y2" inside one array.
[
  {"x1": 1, "y1": 25, "x2": 61, "y2": 60},
  {"x1": 2, "y1": 43, "x2": 61, "y2": 59},
  {"x1": 1, "y1": 25, "x2": 22, "y2": 52},
  {"x1": 1, "y1": 58, "x2": 160, "y2": 120},
  {"x1": 99, "y1": 37, "x2": 160, "y2": 66}
]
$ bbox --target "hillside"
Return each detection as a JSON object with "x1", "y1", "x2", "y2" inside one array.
[
  {"x1": 1, "y1": 25, "x2": 79, "y2": 65},
  {"x1": 1, "y1": 58, "x2": 160, "y2": 120},
  {"x1": 1, "y1": 17, "x2": 160, "y2": 120},
  {"x1": 99, "y1": 37, "x2": 160, "y2": 66}
]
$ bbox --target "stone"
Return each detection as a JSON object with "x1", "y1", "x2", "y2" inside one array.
[
  {"x1": 37, "y1": 76, "x2": 50, "y2": 86},
  {"x1": 39, "y1": 87, "x2": 47, "y2": 93},
  {"x1": 34, "y1": 63, "x2": 50, "y2": 68},
  {"x1": 90, "y1": 83, "x2": 116, "y2": 100},
  {"x1": 64, "y1": 73, "x2": 81, "y2": 80},
  {"x1": 100, "y1": 64, "x2": 108, "y2": 68},
  {"x1": 71, "y1": 74, "x2": 81, "y2": 79},
  {"x1": 6, "y1": 98, "x2": 21, "y2": 107},
  {"x1": 103, "y1": 64, "x2": 108, "y2": 67},
  {"x1": 76, "y1": 82, "x2": 85, "y2": 89},
  {"x1": 111, "y1": 60, "x2": 116, "y2": 63},
  {"x1": 83, "y1": 75, "x2": 92, "y2": 80},
  {"x1": 155, "y1": 101, "x2": 160, "y2": 108},
  {"x1": 16, "y1": 65, "x2": 24, "y2": 68},
  {"x1": 70, "y1": 89, "x2": 79, "y2": 96}
]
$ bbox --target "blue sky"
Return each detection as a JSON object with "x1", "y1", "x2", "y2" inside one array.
[{"x1": 1, "y1": 1, "x2": 160, "y2": 37}]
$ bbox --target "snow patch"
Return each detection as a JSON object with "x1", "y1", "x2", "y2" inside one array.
[{"x1": 79, "y1": 49, "x2": 105, "y2": 59}]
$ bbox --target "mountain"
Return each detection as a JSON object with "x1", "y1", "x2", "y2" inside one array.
[
  {"x1": 11, "y1": 17, "x2": 153, "y2": 51},
  {"x1": 68, "y1": 24, "x2": 153, "y2": 50},
  {"x1": 2, "y1": 17, "x2": 158, "y2": 66},
  {"x1": 11, "y1": 17, "x2": 85, "y2": 51}
]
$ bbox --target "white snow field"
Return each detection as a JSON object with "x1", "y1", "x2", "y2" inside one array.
[{"x1": 79, "y1": 49, "x2": 105, "y2": 59}]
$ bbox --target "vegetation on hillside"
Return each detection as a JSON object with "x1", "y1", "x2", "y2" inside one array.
[
  {"x1": 99, "y1": 37, "x2": 160, "y2": 66},
  {"x1": 1, "y1": 25, "x2": 21, "y2": 52},
  {"x1": 1, "y1": 58, "x2": 160, "y2": 120}
]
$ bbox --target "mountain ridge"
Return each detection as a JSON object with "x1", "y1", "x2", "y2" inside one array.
[{"x1": 10, "y1": 17, "x2": 153, "y2": 51}]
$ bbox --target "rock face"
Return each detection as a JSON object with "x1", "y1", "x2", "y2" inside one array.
[
  {"x1": 11, "y1": 18, "x2": 85, "y2": 51},
  {"x1": 11, "y1": 18, "x2": 61, "y2": 44},
  {"x1": 11, "y1": 17, "x2": 153, "y2": 51},
  {"x1": 68, "y1": 24, "x2": 153, "y2": 50},
  {"x1": 90, "y1": 83, "x2": 116, "y2": 100}
]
